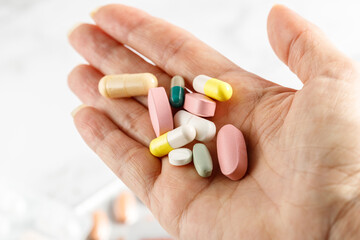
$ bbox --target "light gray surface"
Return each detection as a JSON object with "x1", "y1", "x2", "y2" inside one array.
[{"x1": 0, "y1": 0, "x2": 360, "y2": 239}]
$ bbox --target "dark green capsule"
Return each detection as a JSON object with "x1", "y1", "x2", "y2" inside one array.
[{"x1": 170, "y1": 76, "x2": 185, "y2": 108}]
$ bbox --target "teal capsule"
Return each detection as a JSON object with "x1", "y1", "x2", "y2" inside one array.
[{"x1": 170, "y1": 76, "x2": 185, "y2": 108}]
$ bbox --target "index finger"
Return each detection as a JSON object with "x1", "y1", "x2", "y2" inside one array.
[{"x1": 91, "y1": 4, "x2": 239, "y2": 83}]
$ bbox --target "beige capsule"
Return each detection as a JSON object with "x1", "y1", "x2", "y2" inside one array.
[{"x1": 98, "y1": 73, "x2": 158, "y2": 98}]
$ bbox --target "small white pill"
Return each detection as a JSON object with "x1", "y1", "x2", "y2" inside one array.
[{"x1": 168, "y1": 148, "x2": 193, "y2": 166}]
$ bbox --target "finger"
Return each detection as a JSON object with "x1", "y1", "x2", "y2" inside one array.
[
  {"x1": 68, "y1": 23, "x2": 171, "y2": 102},
  {"x1": 91, "y1": 4, "x2": 240, "y2": 83},
  {"x1": 267, "y1": 4, "x2": 355, "y2": 83},
  {"x1": 68, "y1": 64, "x2": 155, "y2": 146},
  {"x1": 72, "y1": 105, "x2": 160, "y2": 205}
]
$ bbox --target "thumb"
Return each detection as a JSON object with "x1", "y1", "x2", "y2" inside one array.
[{"x1": 267, "y1": 5, "x2": 354, "y2": 84}]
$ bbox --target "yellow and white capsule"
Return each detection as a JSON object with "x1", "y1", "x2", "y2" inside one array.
[
  {"x1": 193, "y1": 75, "x2": 232, "y2": 101},
  {"x1": 98, "y1": 73, "x2": 158, "y2": 98},
  {"x1": 149, "y1": 125, "x2": 196, "y2": 157}
]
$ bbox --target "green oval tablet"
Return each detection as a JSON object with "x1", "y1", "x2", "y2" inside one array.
[{"x1": 193, "y1": 143, "x2": 213, "y2": 177}]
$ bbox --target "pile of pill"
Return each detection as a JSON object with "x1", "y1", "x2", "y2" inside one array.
[{"x1": 99, "y1": 73, "x2": 248, "y2": 180}]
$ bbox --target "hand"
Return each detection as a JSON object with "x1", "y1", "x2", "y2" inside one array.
[{"x1": 68, "y1": 4, "x2": 360, "y2": 239}]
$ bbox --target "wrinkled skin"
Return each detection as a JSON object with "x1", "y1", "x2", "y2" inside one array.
[{"x1": 68, "y1": 4, "x2": 360, "y2": 239}]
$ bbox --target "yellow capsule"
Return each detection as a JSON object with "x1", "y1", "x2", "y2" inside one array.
[
  {"x1": 98, "y1": 73, "x2": 158, "y2": 98},
  {"x1": 193, "y1": 75, "x2": 232, "y2": 101},
  {"x1": 149, "y1": 133, "x2": 173, "y2": 157},
  {"x1": 149, "y1": 125, "x2": 196, "y2": 157}
]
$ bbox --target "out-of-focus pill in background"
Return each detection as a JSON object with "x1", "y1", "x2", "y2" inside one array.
[
  {"x1": 113, "y1": 191, "x2": 138, "y2": 224},
  {"x1": 88, "y1": 210, "x2": 110, "y2": 240}
]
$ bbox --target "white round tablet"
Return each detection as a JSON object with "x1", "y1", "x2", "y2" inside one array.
[{"x1": 168, "y1": 148, "x2": 193, "y2": 166}]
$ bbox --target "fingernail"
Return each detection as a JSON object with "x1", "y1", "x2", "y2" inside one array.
[
  {"x1": 67, "y1": 22, "x2": 83, "y2": 37},
  {"x1": 71, "y1": 104, "x2": 87, "y2": 118},
  {"x1": 90, "y1": 6, "x2": 101, "y2": 19}
]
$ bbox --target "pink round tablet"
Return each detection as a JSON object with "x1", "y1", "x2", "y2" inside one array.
[
  {"x1": 183, "y1": 93, "x2": 216, "y2": 117},
  {"x1": 148, "y1": 87, "x2": 173, "y2": 137},
  {"x1": 217, "y1": 124, "x2": 248, "y2": 180}
]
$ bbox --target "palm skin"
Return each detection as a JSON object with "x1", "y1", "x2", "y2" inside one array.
[{"x1": 68, "y1": 4, "x2": 360, "y2": 240}]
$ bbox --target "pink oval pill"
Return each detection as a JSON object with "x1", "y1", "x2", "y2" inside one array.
[
  {"x1": 183, "y1": 93, "x2": 216, "y2": 117},
  {"x1": 217, "y1": 124, "x2": 247, "y2": 180},
  {"x1": 148, "y1": 87, "x2": 173, "y2": 137}
]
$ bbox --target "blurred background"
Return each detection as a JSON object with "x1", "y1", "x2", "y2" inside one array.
[{"x1": 1, "y1": 0, "x2": 360, "y2": 239}]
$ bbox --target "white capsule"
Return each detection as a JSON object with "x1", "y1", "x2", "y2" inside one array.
[
  {"x1": 193, "y1": 75, "x2": 209, "y2": 94},
  {"x1": 174, "y1": 110, "x2": 216, "y2": 142},
  {"x1": 169, "y1": 148, "x2": 192, "y2": 166},
  {"x1": 167, "y1": 125, "x2": 196, "y2": 148}
]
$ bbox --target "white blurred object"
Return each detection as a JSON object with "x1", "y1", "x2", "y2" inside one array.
[
  {"x1": 0, "y1": 190, "x2": 27, "y2": 221},
  {"x1": 0, "y1": 215, "x2": 11, "y2": 238},
  {"x1": 19, "y1": 229, "x2": 51, "y2": 240},
  {"x1": 0, "y1": 186, "x2": 91, "y2": 240},
  {"x1": 34, "y1": 201, "x2": 86, "y2": 239}
]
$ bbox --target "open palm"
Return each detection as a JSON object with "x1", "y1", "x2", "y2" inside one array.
[{"x1": 68, "y1": 4, "x2": 360, "y2": 239}]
